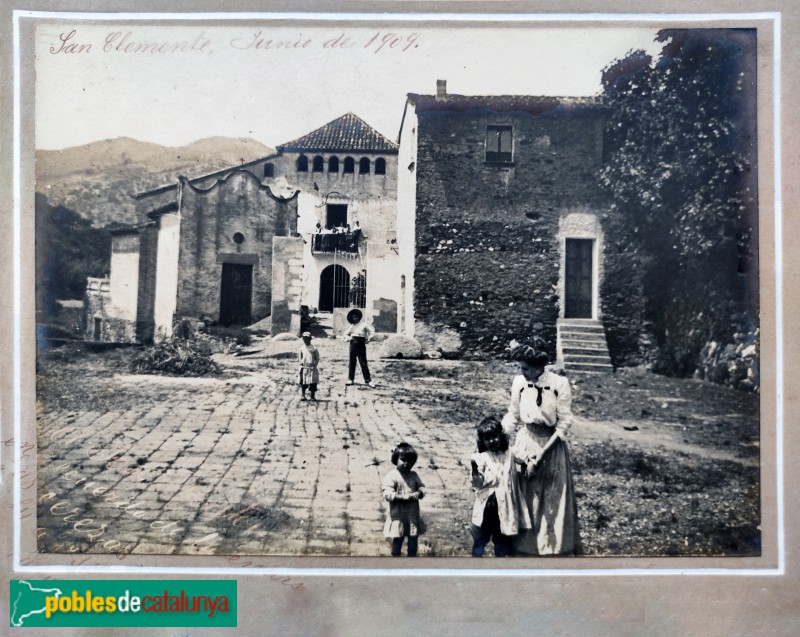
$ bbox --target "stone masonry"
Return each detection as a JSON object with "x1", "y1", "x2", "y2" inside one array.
[{"x1": 411, "y1": 103, "x2": 609, "y2": 357}]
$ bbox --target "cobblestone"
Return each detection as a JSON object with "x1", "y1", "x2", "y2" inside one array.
[
  {"x1": 36, "y1": 339, "x2": 486, "y2": 557},
  {"x1": 36, "y1": 336, "x2": 759, "y2": 558}
]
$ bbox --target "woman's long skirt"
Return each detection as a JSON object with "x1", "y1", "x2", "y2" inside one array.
[{"x1": 513, "y1": 430, "x2": 581, "y2": 556}]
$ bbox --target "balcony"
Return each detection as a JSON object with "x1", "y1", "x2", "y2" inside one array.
[{"x1": 312, "y1": 231, "x2": 361, "y2": 255}]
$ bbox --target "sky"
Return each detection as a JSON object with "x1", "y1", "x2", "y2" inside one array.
[{"x1": 33, "y1": 19, "x2": 665, "y2": 150}]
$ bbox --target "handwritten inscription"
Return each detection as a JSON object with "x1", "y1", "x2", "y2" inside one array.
[
  {"x1": 50, "y1": 30, "x2": 91, "y2": 54},
  {"x1": 363, "y1": 32, "x2": 420, "y2": 53},
  {"x1": 48, "y1": 30, "x2": 421, "y2": 56},
  {"x1": 103, "y1": 31, "x2": 212, "y2": 55},
  {"x1": 230, "y1": 31, "x2": 312, "y2": 50}
]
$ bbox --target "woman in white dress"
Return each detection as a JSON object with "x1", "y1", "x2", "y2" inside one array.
[{"x1": 502, "y1": 340, "x2": 581, "y2": 556}]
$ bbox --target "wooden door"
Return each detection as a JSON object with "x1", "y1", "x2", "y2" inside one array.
[
  {"x1": 219, "y1": 263, "x2": 253, "y2": 326},
  {"x1": 565, "y1": 239, "x2": 593, "y2": 319}
]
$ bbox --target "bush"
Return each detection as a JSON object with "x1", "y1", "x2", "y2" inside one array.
[{"x1": 130, "y1": 338, "x2": 222, "y2": 376}]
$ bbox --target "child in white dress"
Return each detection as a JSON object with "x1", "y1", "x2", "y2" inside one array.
[
  {"x1": 382, "y1": 443, "x2": 426, "y2": 557},
  {"x1": 469, "y1": 416, "x2": 531, "y2": 557},
  {"x1": 298, "y1": 332, "x2": 320, "y2": 401}
]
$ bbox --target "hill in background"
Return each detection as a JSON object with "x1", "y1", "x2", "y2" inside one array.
[{"x1": 36, "y1": 136, "x2": 275, "y2": 227}]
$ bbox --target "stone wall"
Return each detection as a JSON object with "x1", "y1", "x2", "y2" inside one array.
[
  {"x1": 108, "y1": 232, "x2": 140, "y2": 323},
  {"x1": 270, "y1": 236, "x2": 305, "y2": 335},
  {"x1": 153, "y1": 212, "x2": 181, "y2": 339},
  {"x1": 135, "y1": 224, "x2": 159, "y2": 343},
  {"x1": 84, "y1": 277, "x2": 137, "y2": 342},
  {"x1": 413, "y1": 108, "x2": 609, "y2": 356}
]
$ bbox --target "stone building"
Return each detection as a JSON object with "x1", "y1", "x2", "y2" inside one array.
[
  {"x1": 85, "y1": 113, "x2": 399, "y2": 342},
  {"x1": 86, "y1": 93, "x2": 620, "y2": 369},
  {"x1": 396, "y1": 81, "x2": 614, "y2": 370},
  {"x1": 269, "y1": 112, "x2": 400, "y2": 335}
]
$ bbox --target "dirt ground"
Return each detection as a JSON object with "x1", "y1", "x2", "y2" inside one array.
[
  {"x1": 35, "y1": 335, "x2": 760, "y2": 558},
  {"x1": 376, "y1": 353, "x2": 760, "y2": 556}
]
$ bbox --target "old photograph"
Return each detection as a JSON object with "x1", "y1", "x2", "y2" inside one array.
[{"x1": 30, "y1": 17, "x2": 760, "y2": 559}]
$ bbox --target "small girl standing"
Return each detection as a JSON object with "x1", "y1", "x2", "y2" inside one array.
[
  {"x1": 298, "y1": 332, "x2": 320, "y2": 401},
  {"x1": 382, "y1": 443, "x2": 426, "y2": 557},
  {"x1": 470, "y1": 416, "x2": 531, "y2": 557}
]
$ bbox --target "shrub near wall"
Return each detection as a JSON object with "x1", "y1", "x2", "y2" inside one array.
[
  {"x1": 599, "y1": 211, "x2": 650, "y2": 368},
  {"x1": 599, "y1": 31, "x2": 758, "y2": 390}
]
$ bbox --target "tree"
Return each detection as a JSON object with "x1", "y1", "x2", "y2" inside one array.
[
  {"x1": 600, "y1": 29, "x2": 758, "y2": 377},
  {"x1": 35, "y1": 193, "x2": 111, "y2": 321}
]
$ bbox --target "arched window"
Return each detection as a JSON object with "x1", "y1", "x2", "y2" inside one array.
[
  {"x1": 263, "y1": 162, "x2": 275, "y2": 178},
  {"x1": 343, "y1": 157, "x2": 355, "y2": 174},
  {"x1": 297, "y1": 155, "x2": 308, "y2": 172},
  {"x1": 359, "y1": 157, "x2": 371, "y2": 174},
  {"x1": 312, "y1": 155, "x2": 324, "y2": 172},
  {"x1": 328, "y1": 156, "x2": 340, "y2": 173},
  {"x1": 374, "y1": 158, "x2": 386, "y2": 175}
]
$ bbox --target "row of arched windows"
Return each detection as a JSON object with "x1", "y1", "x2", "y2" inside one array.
[{"x1": 297, "y1": 154, "x2": 387, "y2": 176}]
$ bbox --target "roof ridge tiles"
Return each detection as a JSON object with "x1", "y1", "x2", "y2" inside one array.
[{"x1": 277, "y1": 112, "x2": 398, "y2": 153}]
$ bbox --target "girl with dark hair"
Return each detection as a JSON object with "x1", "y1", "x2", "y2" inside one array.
[
  {"x1": 502, "y1": 340, "x2": 581, "y2": 556},
  {"x1": 382, "y1": 442, "x2": 426, "y2": 556},
  {"x1": 469, "y1": 417, "x2": 531, "y2": 557}
]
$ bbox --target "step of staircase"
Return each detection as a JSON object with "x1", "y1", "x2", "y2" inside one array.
[
  {"x1": 557, "y1": 319, "x2": 613, "y2": 373},
  {"x1": 567, "y1": 362, "x2": 616, "y2": 373},
  {"x1": 563, "y1": 352, "x2": 613, "y2": 365},
  {"x1": 561, "y1": 327, "x2": 606, "y2": 341},
  {"x1": 558, "y1": 319, "x2": 605, "y2": 330}
]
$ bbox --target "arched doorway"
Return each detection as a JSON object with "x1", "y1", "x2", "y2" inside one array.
[{"x1": 319, "y1": 264, "x2": 350, "y2": 312}]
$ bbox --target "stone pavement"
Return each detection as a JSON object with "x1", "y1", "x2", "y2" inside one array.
[{"x1": 36, "y1": 337, "x2": 484, "y2": 558}]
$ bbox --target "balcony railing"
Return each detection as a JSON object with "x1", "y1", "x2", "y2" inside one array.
[{"x1": 312, "y1": 231, "x2": 361, "y2": 255}]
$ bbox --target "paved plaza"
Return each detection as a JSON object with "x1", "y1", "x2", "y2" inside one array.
[
  {"x1": 36, "y1": 338, "x2": 496, "y2": 557},
  {"x1": 35, "y1": 335, "x2": 759, "y2": 559}
]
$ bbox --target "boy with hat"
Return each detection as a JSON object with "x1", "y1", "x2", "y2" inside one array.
[
  {"x1": 345, "y1": 308, "x2": 375, "y2": 387},
  {"x1": 298, "y1": 332, "x2": 320, "y2": 401}
]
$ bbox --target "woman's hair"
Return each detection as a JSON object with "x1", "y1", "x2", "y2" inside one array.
[
  {"x1": 509, "y1": 338, "x2": 550, "y2": 367},
  {"x1": 476, "y1": 416, "x2": 509, "y2": 453},
  {"x1": 391, "y1": 442, "x2": 418, "y2": 467}
]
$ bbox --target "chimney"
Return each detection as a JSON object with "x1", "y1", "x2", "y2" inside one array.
[{"x1": 436, "y1": 79, "x2": 447, "y2": 101}]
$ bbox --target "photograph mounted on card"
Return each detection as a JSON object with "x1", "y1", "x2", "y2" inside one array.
[{"x1": 23, "y1": 13, "x2": 770, "y2": 565}]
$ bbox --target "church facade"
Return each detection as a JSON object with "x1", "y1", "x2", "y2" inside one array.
[{"x1": 85, "y1": 113, "x2": 400, "y2": 342}]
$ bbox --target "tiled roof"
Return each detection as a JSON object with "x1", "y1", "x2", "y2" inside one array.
[
  {"x1": 406, "y1": 94, "x2": 601, "y2": 115},
  {"x1": 277, "y1": 113, "x2": 398, "y2": 153}
]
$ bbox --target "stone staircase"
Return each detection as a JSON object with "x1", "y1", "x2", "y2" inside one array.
[{"x1": 557, "y1": 318, "x2": 613, "y2": 373}]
